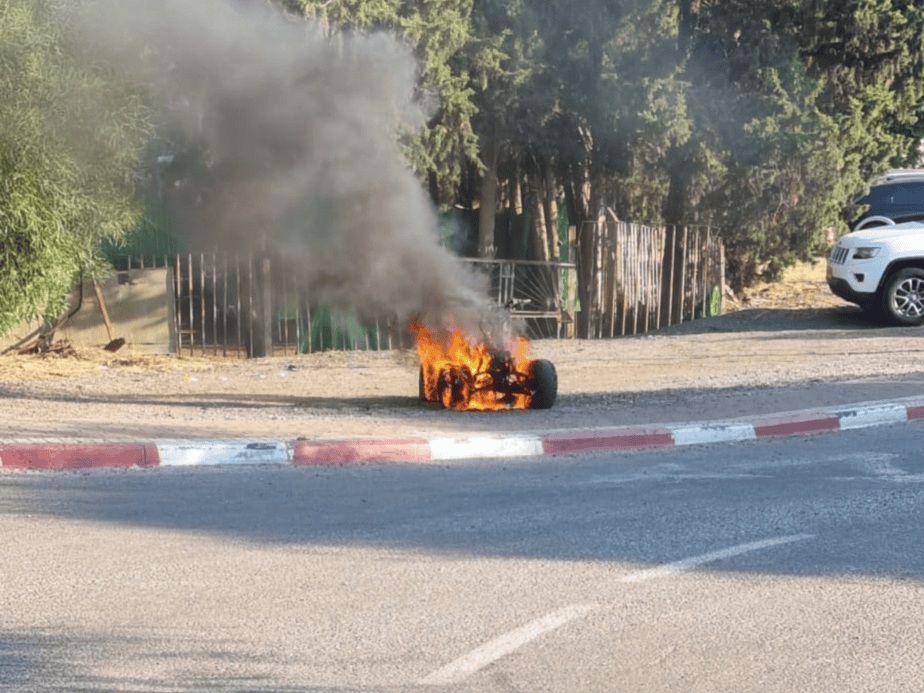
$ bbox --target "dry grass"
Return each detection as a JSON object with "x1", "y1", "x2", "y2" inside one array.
[
  {"x1": 0, "y1": 346, "x2": 218, "y2": 382},
  {"x1": 729, "y1": 257, "x2": 846, "y2": 311}
]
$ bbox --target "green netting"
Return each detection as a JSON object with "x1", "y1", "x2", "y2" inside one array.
[
  {"x1": 100, "y1": 213, "x2": 184, "y2": 262},
  {"x1": 301, "y1": 304, "x2": 386, "y2": 352}
]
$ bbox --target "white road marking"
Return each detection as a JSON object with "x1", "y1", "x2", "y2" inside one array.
[
  {"x1": 619, "y1": 534, "x2": 815, "y2": 583},
  {"x1": 418, "y1": 533, "x2": 815, "y2": 686},
  {"x1": 835, "y1": 453, "x2": 924, "y2": 483},
  {"x1": 851, "y1": 452, "x2": 906, "y2": 477},
  {"x1": 418, "y1": 603, "x2": 596, "y2": 686},
  {"x1": 591, "y1": 471, "x2": 772, "y2": 485}
]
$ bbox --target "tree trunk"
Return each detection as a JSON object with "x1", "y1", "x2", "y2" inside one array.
[
  {"x1": 512, "y1": 159, "x2": 523, "y2": 216},
  {"x1": 529, "y1": 167, "x2": 550, "y2": 261},
  {"x1": 564, "y1": 161, "x2": 601, "y2": 339},
  {"x1": 545, "y1": 158, "x2": 560, "y2": 261},
  {"x1": 477, "y1": 142, "x2": 499, "y2": 259},
  {"x1": 659, "y1": 149, "x2": 691, "y2": 328},
  {"x1": 502, "y1": 159, "x2": 526, "y2": 259}
]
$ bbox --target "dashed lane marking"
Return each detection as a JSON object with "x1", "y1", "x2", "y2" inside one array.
[
  {"x1": 418, "y1": 533, "x2": 815, "y2": 686},
  {"x1": 417, "y1": 603, "x2": 596, "y2": 686}
]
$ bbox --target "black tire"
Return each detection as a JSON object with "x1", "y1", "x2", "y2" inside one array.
[
  {"x1": 437, "y1": 366, "x2": 473, "y2": 410},
  {"x1": 420, "y1": 365, "x2": 443, "y2": 403},
  {"x1": 528, "y1": 359, "x2": 558, "y2": 410},
  {"x1": 881, "y1": 268, "x2": 924, "y2": 326}
]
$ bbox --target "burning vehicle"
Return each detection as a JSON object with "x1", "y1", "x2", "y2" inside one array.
[{"x1": 412, "y1": 321, "x2": 557, "y2": 411}]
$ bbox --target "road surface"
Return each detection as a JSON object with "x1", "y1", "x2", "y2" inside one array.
[{"x1": 2, "y1": 421, "x2": 923, "y2": 691}]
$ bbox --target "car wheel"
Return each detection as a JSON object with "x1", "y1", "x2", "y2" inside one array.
[
  {"x1": 528, "y1": 359, "x2": 558, "y2": 410},
  {"x1": 882, "y1": 268, "x2": 924, "y2": 326}
]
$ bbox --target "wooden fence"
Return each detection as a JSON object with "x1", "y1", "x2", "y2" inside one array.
[
  {"x1": 111, "y1": 224, "x2": 723, "y2": 354},
  {"x1": 579, "y1": 221, "x2": 724, "y2": 338}
]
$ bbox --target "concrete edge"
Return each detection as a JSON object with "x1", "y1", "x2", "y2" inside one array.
[{"x1": 2, "y1": 396, "x2": 924, "y2": 471}]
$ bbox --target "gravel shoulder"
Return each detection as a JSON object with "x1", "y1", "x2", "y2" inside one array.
[{"x1": 3, "y1": 298, "x2": 924, "y2": 442}]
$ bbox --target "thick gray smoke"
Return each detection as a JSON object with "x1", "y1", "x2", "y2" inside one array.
[{"x1": 72, "y1": 0, "x2": 505, "y2": 341}]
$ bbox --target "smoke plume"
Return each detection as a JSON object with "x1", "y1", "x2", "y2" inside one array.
[{"x1": 71, "y1": 0, "x2": 504, "y2": 341}]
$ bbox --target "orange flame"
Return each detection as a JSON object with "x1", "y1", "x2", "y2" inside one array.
[{"x1": 411, "y1": 321, "x2": 533, "y2": 411}]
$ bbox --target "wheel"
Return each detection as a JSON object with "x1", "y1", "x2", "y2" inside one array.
[
  {"x1": 527, "y1": 359, "x2": 558, "y2": 410},
  {"x1": 437, "y1": 366, "x2": 473, "y2": 410},
  {"x1": 420, "y1": 365, "x2": 442, "y2": 403},
  {"x1": 881, "y1": 268, "x2": 924, "y2": 326}
]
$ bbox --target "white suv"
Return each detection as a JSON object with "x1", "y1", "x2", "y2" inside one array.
[
  {"x1": 849, "y1": 169, "x2": 924, "y2": 231},
  {"x1": 827, "y1": 219, "x2": 924, "y2": 325}
]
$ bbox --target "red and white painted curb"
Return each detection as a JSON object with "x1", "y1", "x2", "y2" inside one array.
[{"x1": 3, "y1": 396, "x2": 924, "y2": 471}]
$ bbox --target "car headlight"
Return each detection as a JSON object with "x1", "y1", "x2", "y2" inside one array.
[{"x1": 852, "y1": 247, "x2": 881, "y2": 259}]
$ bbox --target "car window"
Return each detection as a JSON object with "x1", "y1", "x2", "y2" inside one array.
[
  {"x1": 859, "y1": 182, "x2": 924, "y2": 209},
  {"x1": 890, "y1": 182, "x2": 924, "y2": 205},
  {"x1": 857, "y1": 186, "x2": 889, "y2": 206}
]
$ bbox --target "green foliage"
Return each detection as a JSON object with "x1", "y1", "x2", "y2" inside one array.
[
  {"x1": 457, "y1": 0, "x2": 924, "y2": 287},
  {"x1": 0, "y1": 0, "x2": 152, "y2": 336},
  {"x1": 7, "y1": 0, "x2": 922, "y2": 325},
  {"x1": 280, "y1": 1, "x2": 924, "y2": 289},
  {"x1": 678, "y1": 0, "x2": 924, "y2": 286},
  {"x1": 297, "y1": 0, "x2": 481, "y2": 205}
]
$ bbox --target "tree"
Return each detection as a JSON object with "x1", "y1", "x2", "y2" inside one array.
[
  {"x1": 294, "y1": 0, "x2": 924, "y2": 303},
  {"x1": 0, "y1": 0, "x2": 152, "y2": 338},
  {"x1": 294, "y1": 0, "x2": 483, "y2": 207},
  {"x1": 468, "y1": 0, "x2": 680, "y2": 334},
  {"x1": 671, "y1": 0, "x2": 924, "y2": 286}
]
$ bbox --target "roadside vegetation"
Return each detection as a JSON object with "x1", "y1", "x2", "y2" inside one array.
[
  {"x1": 0, "y1": 0, "x2": 152, "y2": 336},
  {"x1": 2, "y1": 0, "x2": 923, "y2": 339}
]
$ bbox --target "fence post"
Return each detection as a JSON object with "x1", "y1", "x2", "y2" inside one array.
[
  {"x1": 651, "y1": 228, "x2": 660, "y2": 331},
  {"x1": 645, "y1": 226, "x2": 653, "y2": 332},
  {"x1": 604, "y1": 223, "x2": 616, "y2": 338},
  {"x1": 690, "y1": 228, "x2": 699, "y2": 321},
  {"x1": 702, "y1": 227, "x2": 711, "y2": 318},
  {"x1": 633, "y1": 225, "x2": 641, "y2": 335},
  {"x1": 246, "y1": 255, "x2": 255, "y2": 357},
  {"x1": 262, "y1": 256, "x2": 273, "y2": 358},
  {"x1": 222, "y1": 252, "x2": 229, "y2": 358},
  {"x1": 235, "y1": 259, "x2": 243, "y2": 356},
  {"x1": 594, "y1": 219, "x2": 606, "y2": 339},
  {"x1": 679, "y1": 227, "x2": 689, "y2": 324},
  {"x1": 199, "y1": 253, "x2": 205, "y2": 356},
  {"x1": 186, "y1": 254, "x2": 194, "y2": 356},
  {"x1": 281, "y1": 262, "x2": 290, "y2": 356},
  {"x1": 667, "y1": 227, "x2": 677, "y2": 327},
  {"x1": 167, "y1": 264, "x2": 177, "y2": 354},
  {"x1": 173, "y1": 254, "x2": 181, "y2": 354},
  {"x1": 613, "y1": 224, "x2": 621, "y2": 336}
]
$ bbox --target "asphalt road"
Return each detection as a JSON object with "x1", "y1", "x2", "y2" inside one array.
[{"x1": 2, "y1": 422, "x2": 923, "y2": 692}]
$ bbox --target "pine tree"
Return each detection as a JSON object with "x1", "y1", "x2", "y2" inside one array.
[
  {"x1": 295, "y1": 0, "x2": 482, "y2": 206},
  {"x1": 671, "y1": 0, "x2": 924, "y2": 286}
]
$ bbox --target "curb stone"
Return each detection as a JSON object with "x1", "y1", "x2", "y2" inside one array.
[{"x1": 3, "y1": 395, "x2": 924, "y2": 471}]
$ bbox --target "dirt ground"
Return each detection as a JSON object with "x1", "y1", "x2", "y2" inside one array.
[
  {"x1": 3, "y1": 258, "x2": 924, "y2": 442},
  {"x1": 0, "y1": 257, "x2": 849, "y2": 383}
]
